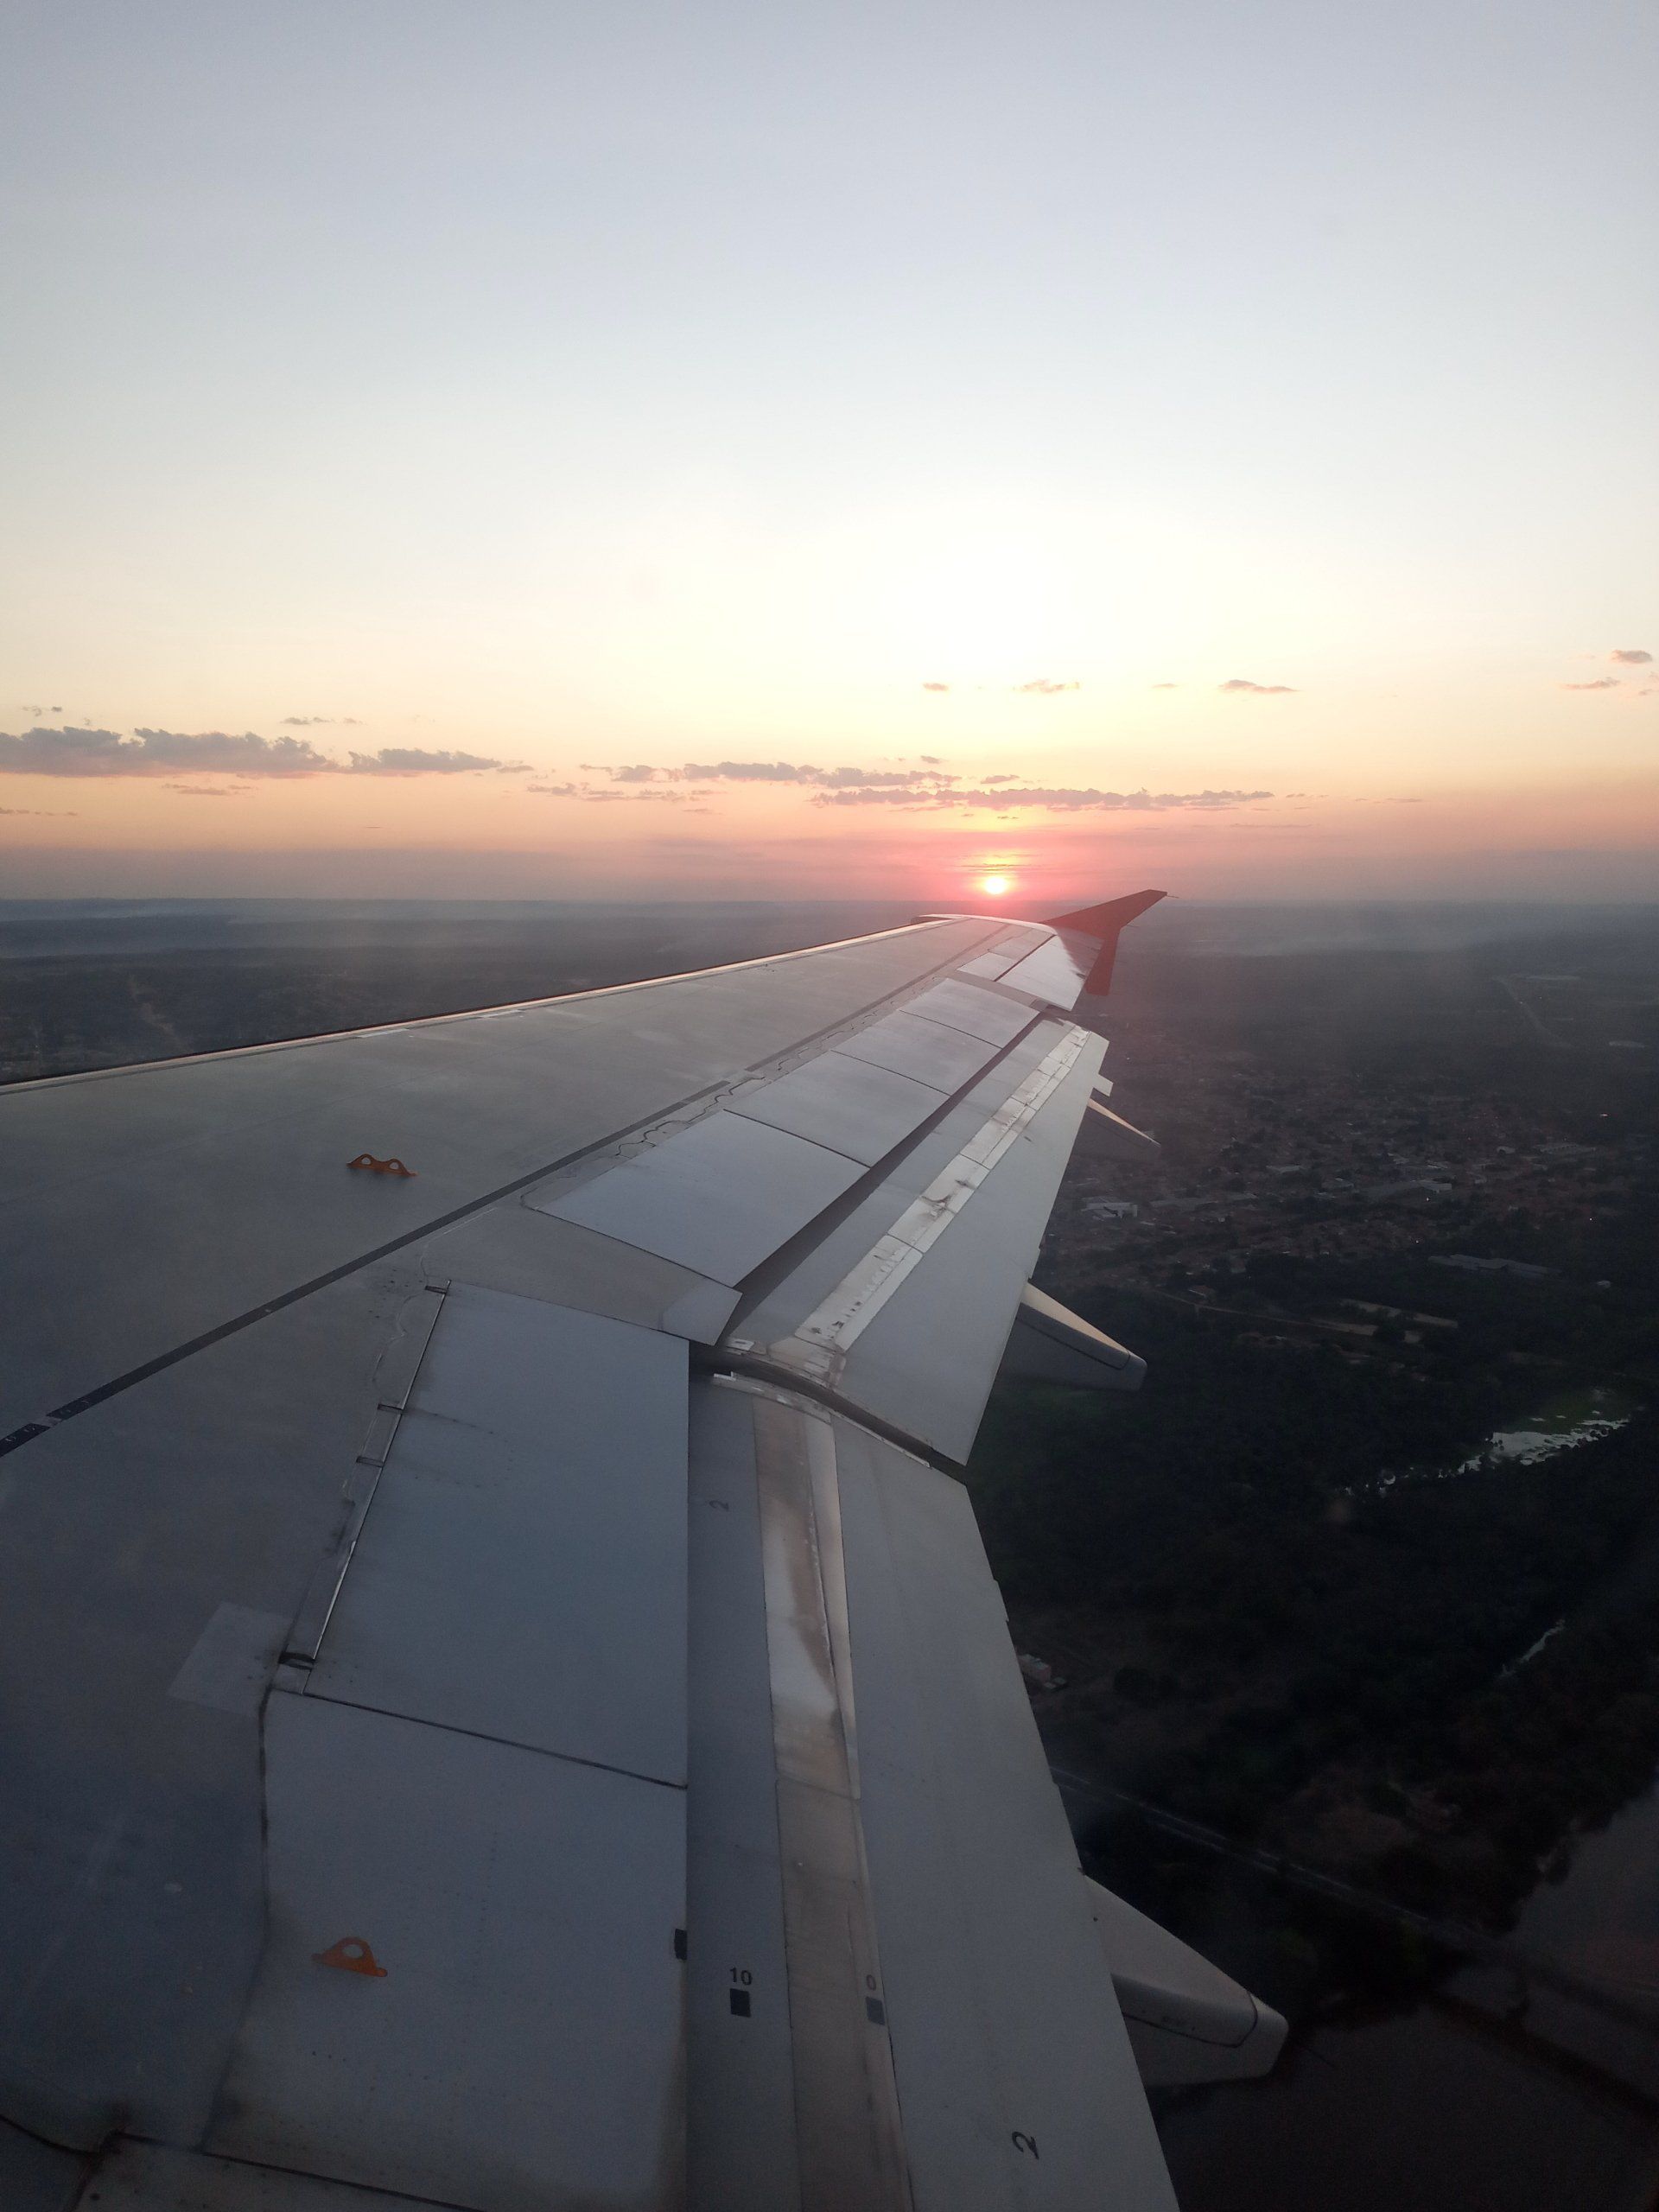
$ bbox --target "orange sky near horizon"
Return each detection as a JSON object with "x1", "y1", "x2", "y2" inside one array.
[
  {"x1": 3, "y1": 4, "x2": 1655, "y2": 907},
  {"x1": 3, "y1": 720, "x2": 1656, "y2": 906}
]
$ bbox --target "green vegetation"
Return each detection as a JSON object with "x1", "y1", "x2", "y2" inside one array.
[{"x1": 967, "y1": 1274, "x2": 1659, "y2": 1927}]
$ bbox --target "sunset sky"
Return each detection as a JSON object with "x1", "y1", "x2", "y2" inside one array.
[{"x1": 2, "y1": 0, "x2": 1654, "y2": 906}]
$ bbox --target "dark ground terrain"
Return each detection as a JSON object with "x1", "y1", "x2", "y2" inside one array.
[
  {"x1": 980, "y1": 906, "x2": 1659, "y2": 1925},
  {"x1": 6, "y1": 894, "x2": 1659, "y2": 2206},
  {"x1": 0, "y1": 898, "x2": 915, "y2": 1083},
  {"x1": 965, "y1": 901, "x2": 1659, "y2": 2208}
]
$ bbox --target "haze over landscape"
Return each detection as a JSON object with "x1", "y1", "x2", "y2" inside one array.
[{"x1": 2, "y1": 0, "x2": 1655, "y2": 907}]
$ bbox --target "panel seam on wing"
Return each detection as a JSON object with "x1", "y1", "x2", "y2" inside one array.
[{"x1": 760, "y1": 1025, "x2": 1090, "y2": 1382}]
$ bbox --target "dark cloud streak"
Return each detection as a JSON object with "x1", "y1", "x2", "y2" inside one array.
[
  {"x1": 0, "y1": 727, "x2": 523, "y2": 777},
  {"x1": 590, "y1": 760, "x2": 957, "y2": 791},
  {"x1": 346, "y1": 747, "x2": 525, "y2": 775},
  {"x1": 814, "y1": 785, "x2": 1273, "y2": 812}
]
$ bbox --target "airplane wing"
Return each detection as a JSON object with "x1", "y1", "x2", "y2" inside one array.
[{"x1": 0, "y1": 891, "x2": 1281, "y2": 2212}]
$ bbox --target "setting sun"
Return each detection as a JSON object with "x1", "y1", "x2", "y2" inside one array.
[{"x1": 978, "y1": 873, "x2": 1014, "y2": 898}]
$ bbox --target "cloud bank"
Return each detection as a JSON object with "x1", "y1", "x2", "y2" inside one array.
[
  {"x1": 350, "y1": 747, "x2": 523, "y2": 775},
  {"x1": 814, "y1": 785, "x2": 1273, "y2": 812},
  {"x1": 0, "y1": 727, "x2": 524, "y2": 777},
  {"x1": 533, "y1": 764, "x2": 1274, "y2": 817},
  {"x1": 588, "y1": 760, "x2": 957, "y2": 791}
]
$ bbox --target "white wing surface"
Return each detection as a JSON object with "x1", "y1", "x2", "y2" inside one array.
[{"x1": 0, "y1": 893, "x2": 1276, "y2": 2211}]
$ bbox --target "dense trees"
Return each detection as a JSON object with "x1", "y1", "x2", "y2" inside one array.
[{"x1": 967, "y1": 1281, "x2": 1659, "y2": 1927}]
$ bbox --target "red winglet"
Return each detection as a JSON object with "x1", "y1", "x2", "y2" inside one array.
[{"x1": 1044, "y1": 888, "x2": 1166, "y2": 997}]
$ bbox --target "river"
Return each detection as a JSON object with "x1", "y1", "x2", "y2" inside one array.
[{"x1": 1458, "y1": 1382, "x2": 1642, "y2": 1475}]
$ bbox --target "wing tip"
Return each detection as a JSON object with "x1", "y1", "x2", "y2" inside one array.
[
  {"x1": 1046, "y1": 887, "x2": 1168, "y2": 932},
  {"x1": 1045, "y1": 888, "x2": 1167, "y2": 997}
]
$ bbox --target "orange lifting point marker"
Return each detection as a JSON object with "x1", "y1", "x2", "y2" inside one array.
[
  {"x1": 314, "y1": 1936, "x2": 387, "y2": 1977},
  {"x1": 347, "y1": 1154, "x2": 416, "y2": 1177}
]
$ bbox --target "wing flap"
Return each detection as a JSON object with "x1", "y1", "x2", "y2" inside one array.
[
  {"x1": 686, "y1": 1382, "x2": 1176, "y2": 2212},
  {"x1": 302, "y1": 1286, "x2": 689, "y2": 1783},
  {"x1": 212, "y1": 1694, "x2": 685, "y2": 2211},
  {"x1": 836, "y1": 1416, "x2": 1178, "y2": 2210},
  {"x1": 744, "y1": 1019, "x2": 1104, "y2": 1461},
  {"x1": 213, "y1": 1288, "x2": 691, "y2": 2209}
]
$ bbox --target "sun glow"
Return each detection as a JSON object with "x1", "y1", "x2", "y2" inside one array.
[{"x1": 978, "y1": 873, "x2": 1014, "y2": 897}]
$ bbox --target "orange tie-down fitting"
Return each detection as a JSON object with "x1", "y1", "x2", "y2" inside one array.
[
  {"x1": 314, "y1": 1936, "x2": 388, "y2": 1977},
  {"x1": 347, "y1": 1154, "x2": 416, "y2": 1177}
]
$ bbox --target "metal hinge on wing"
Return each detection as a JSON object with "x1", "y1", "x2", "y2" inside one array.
[{"x1": 282, "y1": 1285, "x2": 448, "y2": 1668}]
